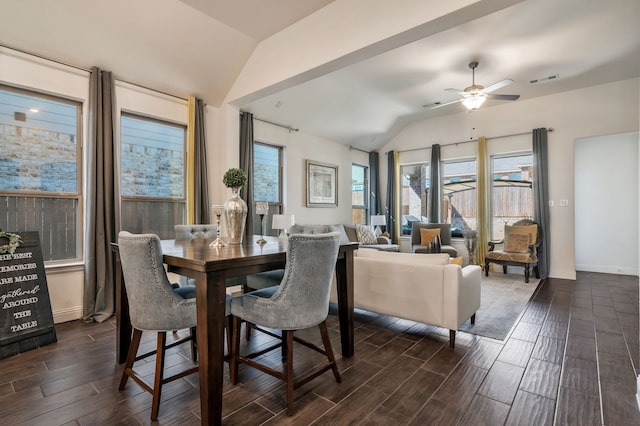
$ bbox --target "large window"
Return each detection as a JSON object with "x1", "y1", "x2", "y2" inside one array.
[
  {"x1": 253, "y1": 142, "x2": 282, "y2": 236},
  {"x1": 400, "y1": 163, "x2": 429, "y2": 234},
  {"x1": 351, "y1": 164, "x2": 368, "y2": 224},
  {"x1": 491, "y1": 153, "x2": 533, "y2": 239},
  {"x1": 0, "y1": 85, "x2": 82, "y2": 262},
  {"x1": 443, "y1": 158, "x2": 477, "y2": 237},
  {"x1": 120, "y1": 113, "x2": 186, "y2": 239}
]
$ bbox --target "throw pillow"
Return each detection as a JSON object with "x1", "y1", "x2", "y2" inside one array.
[
  {"x1": 355, "y1": 224, "x2": 378, "y2": 245},
  {"x1": 420, "y1": 228, "x2": 441, "y2": 246},
  {"x1": 504, "y1": 233, "x2": 530, "y2": 253},
  {"x1": 450, "y1": 256, "x2": 463, "y2": 266},
  {"x1": 505, "y1": 224, "x2": 538, "y2": 245}
]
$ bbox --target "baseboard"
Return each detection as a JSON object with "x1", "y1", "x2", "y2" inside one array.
[
  {"x1": 575, "y1": 264, "x2": 639, "y2": 276},
  {"x1": 637, "y1": 376, "x2": 640, "y2": 413},
  {"x1": 53, "y1": 306, "x2": 83, "y2": 324}
]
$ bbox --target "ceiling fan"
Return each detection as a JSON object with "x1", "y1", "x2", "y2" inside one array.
[{"x1": 426, "y1": 61, "x2": 520, "y2": 111}]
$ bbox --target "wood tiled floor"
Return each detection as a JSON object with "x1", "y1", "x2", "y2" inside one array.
[{"x1": 0, "y1": 271, "x2": 638, "y2": 425}]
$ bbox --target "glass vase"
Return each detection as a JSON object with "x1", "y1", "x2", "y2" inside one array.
[{"x1": 224, "y1": 187, "x2": 247, "y2": 244}]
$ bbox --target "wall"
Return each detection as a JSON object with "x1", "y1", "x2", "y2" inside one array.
[
  {"x1": 379, "y1": 78, "x2": 640, "y2": 280},
  {"x1": 575, "y1": 132, "x2": 639, "y2": 275}
]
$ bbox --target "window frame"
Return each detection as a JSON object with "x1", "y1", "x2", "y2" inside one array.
[
  {"x1": 0, "y1": 83, "x2": 83, "y2": 264},
  {"x1": 351, "y1": 163, "x2": 368, "y2": 225},
  {"x1": 252, "y1": 141, "x2": 283, "y2": 236},
  {"x1": 442, "y1": 157, "x2": 478, "y2": 236}
]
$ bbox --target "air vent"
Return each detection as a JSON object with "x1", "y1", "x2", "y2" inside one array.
[
  {"x1": 14, "y1": 112, "x2": 26, "y2": 121},
  {"x1": 530, "y1": 74, "x2": 559, "y2": 84}
]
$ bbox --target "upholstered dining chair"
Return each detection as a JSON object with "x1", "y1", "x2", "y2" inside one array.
[
  {"x1": 229, "y1": 233, "x2": 342, "y2": 416},
  {"x1": 117, "y1": 231, "x2": 231, "y2": 421},
  {"x1": 484, "y1": 219, "x2": 542, "y2": 283}
]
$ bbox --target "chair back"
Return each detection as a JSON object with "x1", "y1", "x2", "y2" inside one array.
[
  {"x1": 174, "y1": 224, "x2": 217, "y2": 240},
  {"x1": 118, "y1": 231, "x2": 196, "y2": 331},
  {"x1": 411, "y1": 222, "x2": 452, "y2": 246},
  {"x1": 261, "y1": 232, "x2": 340, "y2": 329}
]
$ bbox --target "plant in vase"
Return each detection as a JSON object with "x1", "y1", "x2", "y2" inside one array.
[{"x1": 223, "y1": 168, "x2": 248, "y2": 244}]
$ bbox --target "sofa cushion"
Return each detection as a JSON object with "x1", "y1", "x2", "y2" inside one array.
[
  {"x1": 357, "y1": 249, "x2": 450, "y2": 265},
  {"x1": 504, "y1": 232, "x2": 530, "y2": 253},
  {"x1": 356, "y1": 224, "x2": 378, "y2": 245},
  {"x1": 420, "y1": 228, "x2": 441, "y2": 246},
  {"x1": 326, "y1": 224, "x2": 351, "y2": 244},
  {"x1": 505, "y1": 224, "x2": 537, "y2": 245},
  {"x1": 450, "y1": 256, "x2": 463, "y2": 266}
]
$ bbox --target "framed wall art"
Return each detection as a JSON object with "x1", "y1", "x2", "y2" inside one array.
[{"x1": 306, "y1": 160, "x2": 338, "y2": 207}]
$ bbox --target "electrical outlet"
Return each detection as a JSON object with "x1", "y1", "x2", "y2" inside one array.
[{"x1": 560, "y1": 199, "x2": 569, "y2": 207}]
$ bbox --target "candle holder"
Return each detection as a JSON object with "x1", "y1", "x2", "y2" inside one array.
[
  {"x1": 255, "y1": 201, "x2": 269, "y2": 245},
  {"x1": 209, "y1": 204, "x2": 226, "y2": 248}
]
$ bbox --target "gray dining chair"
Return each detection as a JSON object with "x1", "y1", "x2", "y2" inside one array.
[
  {"x1": 229, "y1": 232, "x2": 342, "y2": 415},
  {"x1": 117, "y1": 231, "x2": 231, "y2": 421}
]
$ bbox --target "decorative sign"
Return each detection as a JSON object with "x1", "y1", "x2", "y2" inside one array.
[{"x1": 0, "y1": 231, "x2": 57, "y2": 360}]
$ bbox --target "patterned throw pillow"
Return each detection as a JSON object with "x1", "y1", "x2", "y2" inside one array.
[
  {"x1": 420, "y1": 228, "x2": 441, "y2": 246},
  {"x1": 355, "y1": 224, "x2": 378, "y2": 245}
]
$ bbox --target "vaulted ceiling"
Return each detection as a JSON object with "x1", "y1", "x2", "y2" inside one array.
[{"x1": 2, "y1": 0, "x2": 638, "y2": 150}]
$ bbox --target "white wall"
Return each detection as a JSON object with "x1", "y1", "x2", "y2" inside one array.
[
  {"x1": 379, "y1": 78, "x2": 640, "y2": 280},
  {"x1": 575, "y1": 132, "x2": 639, "y2": 275}
]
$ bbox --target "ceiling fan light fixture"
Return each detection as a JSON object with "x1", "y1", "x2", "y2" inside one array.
[{"x1": 462, "y1": 94, "x2": 486, "y2": 111}]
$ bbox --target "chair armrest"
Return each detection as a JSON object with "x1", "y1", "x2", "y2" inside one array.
[{"x1": 487, "y1": 239, "x2": 504, "y2": 251}]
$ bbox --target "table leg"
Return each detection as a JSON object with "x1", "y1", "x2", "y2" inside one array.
[
  {"x1": 114, "y1": 253, "x2": 131, "y2": 364},
  {"x1": 196, "y1": 271, "x2": 226, "y2": 426},
  {"x1": 335, "y1": 249, "x2": 355, "y2": 357}
]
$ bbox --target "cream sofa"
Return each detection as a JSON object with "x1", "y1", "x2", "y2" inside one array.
[{"x1": 332, "y1": 249, "x2": 481, "y2": 348}]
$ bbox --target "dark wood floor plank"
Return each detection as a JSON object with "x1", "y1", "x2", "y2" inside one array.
[
  {"x1": 381, "y1": 368, "x2": 445, "y2": 418},
  {"x1": 431, "y1": 362, "x2": 488, "y2": 409},
  {"x1": 422, "y1": 345, "x2": 469, "y2": 376},
  {"x1": 531, "y1": 335, "x2": 565, "y2": 365},
  {"x1": 510, "y1": 321, "x2": 542, "y2": 343},
  {"x1": 477, "y1": 360, "x2": 524, "y2": 405},
  {"x1": 506, "y1": 390, "x2": 555, "y2": 426},
  {"x1": 600, "y1": 381, "x2": 640, "y2": 426},
  {"x1": 560, "y1": 356, "x2": 599, "y2": 396},
  {"x1": 518, "y1": 358, "x2": 561, "y2": 400},
  {"x1": 366, "y1": 354, "x2": 424, "y2": 395},
  {"x1": 496, "y1": 338, "x2": 535, "y2": 367},
  {"x1": 458, "y1": 395, "x2": 510, "y2": 426},
  {"x1": 555, "y1": 386, "x2": 602, "y2": 426},
  {"x1": 314, "y1": 384, "x2": 387, "y2": 425}
]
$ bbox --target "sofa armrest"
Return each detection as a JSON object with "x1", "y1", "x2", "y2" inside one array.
[
  {"x1": 442, "y1": 265, "x2": 482, "y2": 329},
  {"x1": 376, "y1": 236, "x2": 391, "y2": 244}
]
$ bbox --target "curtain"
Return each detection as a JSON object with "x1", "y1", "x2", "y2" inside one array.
[
  {"x1": 385, "y1": 150, "x2": 398, "y2": 242},
  {"x1": 476, "y1": 137, "x2": 490, "y2": 268},
  {"x1": 83, "y1": 67, "x2": 118, "y2": 323},
  {"x1": 239, "y1": 112, "x2": 254, "y2": 241},
  {"x1": 428, "y1": 144, "x2": 441, "y2": 223},
  {"x1": 369, "y1": 151, "x2": 381, "y2": 215},
  {"x1": 533, "y1": 128, "x2": 550, "y2": 278},
  {"x1": 193, "y1": 98, "x2": 210, "y2": 224}
]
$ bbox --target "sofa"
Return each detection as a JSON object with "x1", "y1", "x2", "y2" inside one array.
[
  {"x1": 331, "y1": 249, "x2": 481, "y2": 347},
  {"x1": 289, "y1": 224, "x2": 398, "y2": 251},
  {"x1": 410, "y1": 222, "x2": 458, "y2": 257}
]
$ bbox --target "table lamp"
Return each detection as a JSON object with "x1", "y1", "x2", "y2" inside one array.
[
  {"x1": 370, "y1": 215, "x2": 386, "y2": 236},
  {"x1": 272, "y1": 214, "x2": 295, "y2": 239},
  {"x1": 209, "y1": 204, "x2": 226, "y2": 248},
  {"x1": 255, "y1": 201, "x2": 269, "y2": 245}
]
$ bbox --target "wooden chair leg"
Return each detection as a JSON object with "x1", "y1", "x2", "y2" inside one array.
[
  {"x1": 319, "y1": 321, "x2": 341, "y2": 383},
  {"x1": 151, "y1": 332, "x2": 167, "y2": 421},
  {"x1": 502, "y1": 265, "x2": 507, "y2": 274},
  {"x1": 119, "y1": 328, "x2": 143, "y2": 390},
  {"x1": 285, "y1": 330, "x2": 295, "y2": 416},
  {"x1": 190, "y1": 326, "x2": 197, "y2": 362},
  {"x1": 449, "y1": 330, "x2": 456, "y2": 348},
  {"x1": 470, "y1": 313, "x2": 476, "y2": 324},
  {"x1": 524, "y1": 265, "x2": 530, "y2": 283},
  {"x1": 484, "y1": 260, "x2": 489, "y2": 276},
  {"x1": 230, "y1": 316, "x2": 241, "y2": 385}
]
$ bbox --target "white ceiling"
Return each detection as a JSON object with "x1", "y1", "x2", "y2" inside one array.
[{"x1": 1, "y1": 0, "x2": 638, "y2": 151}]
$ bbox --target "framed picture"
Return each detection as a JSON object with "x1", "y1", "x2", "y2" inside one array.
[{"x1": 306, "y1": 160, "x2": 338, "y2": 207}]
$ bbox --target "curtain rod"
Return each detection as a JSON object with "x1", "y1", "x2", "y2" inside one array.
[
  {"x1": 242, "y1": 112, "x2": 299, "y2": 132},
  {"x1": 1, "y1": 43, "x2": 188, "y2": 101},
  {"x1": 393, "y1": 128, "x2": 554, "y2": 155},
  {"x1": 349, "y1": 146, "x2": 370, "y2": 154}
]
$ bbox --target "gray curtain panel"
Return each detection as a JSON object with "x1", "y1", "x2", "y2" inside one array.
[
  {"x1": 239, "y1": 112, "x2": 254, "y2": 241},
  {"x1": 532, "y1": 128, "x2": 550, "y2": 278},
  {"x1": 194, "y1": 98, "x2": 210, "y2": 224},
  {"x1": 369, "y1": 151, "x2": 381, "y2": 216},
  {"x1": 83, "y1": 67, "x2": 118, "y2": 323},
  {"x1": 428, "y1": 144, "x2": 441, "y2": 224},
  {"x1": 385, "y1": 150, "x2": 397, "y2": 243}
]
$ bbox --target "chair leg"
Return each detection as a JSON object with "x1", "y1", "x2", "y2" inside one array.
[
  {"x1": 285, "y1": 330, "x2": 295, "y2": 416},
  {"x1": 470, "y1": 313, "x2": 476, "y2": 324},
  {"x1": 449, "y1": 330, "x2": 456, "y2": 348},
  {"x1": 319, "y1": 321, "x2": 341, "y2": 383},
  {"x1": 190, "y1": 326, "x2": 197, "y2": 362},
  {"x1": 502, "y1": 265, "x2": 507, "y2": 274},
  {"x1": 534, "y1": 265, "x2": 540, "y2": 279},
  {"x1": 230, "y1": 316, "x2": 242, "y2": 385},
  {"x1": 484, "y1": 260, "x2": 489, "y2": 276},
  {"x1": 524, "y1": 265, "x2": 530, "y2": 283},
  {"x1": 119, "y1": 328, "x2": 143, "y2": 390},
  {"x1": 151, "y1": 332, "x2": 167, "y2": 421}
]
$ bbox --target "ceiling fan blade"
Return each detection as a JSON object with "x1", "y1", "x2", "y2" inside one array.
[
  {"x1": 445, "y1": 88, "x2": 467, "y2": 96},
  {"x1": 483, "y1": 79, "x2": 513, "y2": 93},
  {"x1": 485, "y1": 93, "x2": 520, "y2": 101},
  {"x1": 425, "y1": 98, "x2": 464, "y2": 109}
]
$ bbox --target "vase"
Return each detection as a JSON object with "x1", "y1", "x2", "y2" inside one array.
[{"x1": 224, "y1": 187, "x2": 247, "y2": 244}]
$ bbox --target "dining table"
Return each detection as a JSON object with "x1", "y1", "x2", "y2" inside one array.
[{"x1": 111, "y1": 234, "x2": 358, "y2": 425}]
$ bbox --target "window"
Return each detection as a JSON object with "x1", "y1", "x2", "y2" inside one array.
[
  {"x1": 491, "y1": 153, "x2": 533, "y2": 239},
  {"x1": 400, "y1": 163, "x2": 429, "y2": 234},
  {"x1": 120, "y1": 113, "x2": 186, "y2": 239},
  {"x1": 351, "y1": 164, "x2": 368, "y2": 224},
  {"x1": 253, "y1": 142, "x2": 282, "y2": 236},
  {"x1": 0, "y1": 85, "x2": 82, "y2": 262},
  {"x1": 443, "y1": 158, "x2": 477, "y2": 237}
]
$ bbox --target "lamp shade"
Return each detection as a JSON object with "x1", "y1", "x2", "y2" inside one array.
[
  {"x1": 272, "y1": 214, "x2": 295, "y2": 230},
  {"x1": 370, "y1": 215, "x2": 386, "y2": 226}
]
